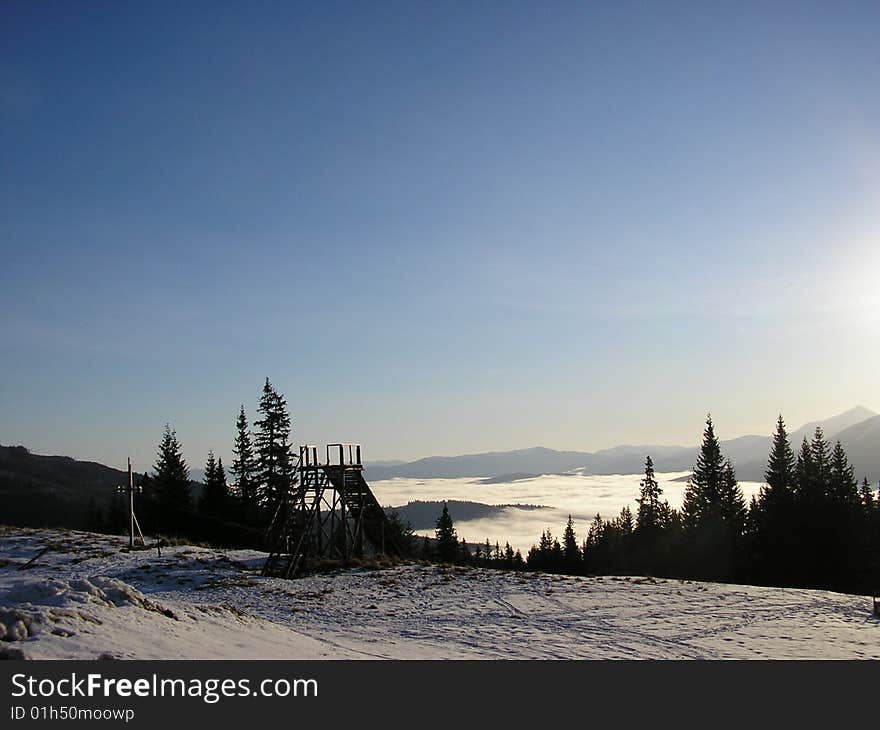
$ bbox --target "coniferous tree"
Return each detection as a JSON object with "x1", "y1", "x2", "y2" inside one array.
[
  {"x1": 199, "y1": 451, "x2": 228, "y2": 516},
  {"x1": 434, "y1": 503, "x2": 458, "y2": 563},
  {"x1": 859, "y1": 477, "x2": 875, "y2": 513},
  {"x1": 562, "y1": 514, "x2": 581, "y2": 571},
  {"x1": 152, "y1": 423, "x2": 191, "y2": 534},
  {"x1": 635, "y1": 456, "x2": 664, "y2": 533},
  {"x1": 809, "y1": 427, "x2": 831, "y2": 499},
  {"x1": 794, "y1": 437, "x2": 814, "y2": 500},
  {"x1": 681, "y1": 416, "x2": 744, "y2": 580},
  {"x1": 763, "y1": 415, "x2": 797, "y2": 509},
  {"x1": 682, "y1": 416, "x2": 726, "y2": 529},
  {"x1": 751, "y1": 416, "x2": 797, "y2": 585},
  {"x1": 254, "y1": 378, "x2": 294, "y2": 513},
  {"x1": 829, "y1": 441, "x2": 858, "y2": 506},
  {"x1": 504, "y1": 542, "x2": 515, "y2": 568},
  {"x1": 459, "y1": 538, "x2": 471, "y2": 565},
  {"x1": 719, "y1": 460, "x2": 746, "y2": 534},
  {"x1": 231, "y1": 405, "x2": 258, "y2": 517}
]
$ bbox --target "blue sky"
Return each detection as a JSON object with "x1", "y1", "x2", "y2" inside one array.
[{"x1": 2, "y1": 1, "x2": 879, "y2": 470}]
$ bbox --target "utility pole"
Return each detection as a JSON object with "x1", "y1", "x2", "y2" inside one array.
[{"x1": 117, "y1": 457, "x2": 146, "y2": 549}]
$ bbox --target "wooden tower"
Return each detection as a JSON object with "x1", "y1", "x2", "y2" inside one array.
[{"x1": 261, "y1": 443, "x2": 405, "y2": 578}]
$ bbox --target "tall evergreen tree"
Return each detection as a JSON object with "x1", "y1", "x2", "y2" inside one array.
[
  {"x1": 763, "y1": 415, "x2": 796, "y2": 507},
  {"x1": 809, "y1": 427, "x2": 831, "y2": 498},
  {"x1": 434, "y1": 503, "x2": 458, "y2": 563},
  {"x1": 562, "y1": 515, "x2": 581, "y2": 571},
  {"x1": 199, "y1": 451, "x2": 228, "y2": 516},
  {"x1": 231, "y1": 405, "x2": 258, "y2": 512},
  {"x1": 254, "y1": 378, "x2": 294, "y2": 512},
  {"x1": 794, "y1": 437, "x2": 814, "y2": 499},
  {"x1": 829, "y1": 441, "x2": 858, "y2": 506},
  {"x1": 719, "y1": 459, "x2": 747, "y2": 534},
  {"x1": 681, "y1": 416, "x2": 744, "y2": 580},
  {"x1": 635, "y1": 455, "x2": 664, "y2": 533},
  {"x1": 152, "y1": 423, "x2": 191, "y2": 533},
  {"x1": 682, "y1": 416, "x2": 726, "y2": 529},
  {"x1": 859, "y1": 477, "x2": 875, "y2": 513},
  {"x1": 751, "y1": 415, "x2": 797, "y2": 585}
]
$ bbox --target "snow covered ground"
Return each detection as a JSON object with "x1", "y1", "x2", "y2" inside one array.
[{"x1": 1, "y1": 526, "x2": 877, "y2": 660}]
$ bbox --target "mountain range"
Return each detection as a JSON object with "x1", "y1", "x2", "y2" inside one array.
[
  {"x1": 363, "y1": 406, "x2": 880, "y2": 484},
  {"x1": 2, "y1": 406, "x2": 877, "y2": 533}
]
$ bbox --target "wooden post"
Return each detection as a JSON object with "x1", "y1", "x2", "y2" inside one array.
[{"x1": 127, "y1": 458, "x2": 135, "y2": 549}]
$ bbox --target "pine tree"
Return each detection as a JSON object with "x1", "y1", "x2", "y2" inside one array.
[
  {"x1": 751, "y1": 415, "x2": 797, "y2": 585},
  {"x1": 763, "y1": 415, "x2": 796, "y2": 507},
  {"x1": 458, "y1": 538, "x2": 470, "y2": 565},
  {"x1": 618, "y1": 505, "x2": 635, "y2": 535},
  {"x1": 635, "y1": 455, "x2": 664, "y2": 533},
  {"x1": 199, "y1": 451, "x2": 228, "y2": 516},
  {"x1": 231, "y1": 405, "x2": 258, "y2": 513},
  {"x1": 810, "y1": 427, "x2": 831, "y2": 498},
  {"x1": 859, "y1": 477, "x2": 875, "y2": 513},
  {"x1": 795, "y1": 437, "x2": 815, "y2": 499},
  {"x1": 152, "y1": 423, "x2": 191, "y2": 533},
  {"x1": 719, "y1": 459, "x2": 746, "y2": 535},
  {"x1": 680, "y1": 416, "x2": 745, "y2": 581},
  {"x1": 254, "y1": 378, "x2": 294, "y2": 512},
  {"x1": 504, "y1": 542, "x2": 515, "y2": 568},
  {"x1": 682, "y1": 416, "x2": 726, "y2": 529},
  {"x1": 829, "y1": 441, "x2": 858, "y2": 506},
  {"x1": 562, "y1": 515, "x2": 581, "y2": 569},
  {"x1": 434, "y1": 503, "x2": 458, "y2": 563}
]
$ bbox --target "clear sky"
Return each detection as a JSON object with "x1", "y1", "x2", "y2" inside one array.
[{"x1": 2, "y1": 1, "x2": 878, "y2": 471}]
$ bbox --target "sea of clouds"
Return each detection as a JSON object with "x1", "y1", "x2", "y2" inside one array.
[{"x1": 371, "y1": 472, "x2": 764, "y2": 553}]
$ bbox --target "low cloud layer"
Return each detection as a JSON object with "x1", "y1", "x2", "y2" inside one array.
[{"x1": 372, "y1": 472, "x2": 764, "y2": 553}]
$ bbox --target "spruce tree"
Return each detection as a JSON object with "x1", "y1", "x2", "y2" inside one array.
[
  {"x1": 254, "y1": 378, "x2": 294, "y2": 512},
  {"x1": 795, "y1": 437, "x2": 814, "y2": 499},
  {"x1": 763, "y1": 415, "x2": 796, "y2": 507},
  {"x1": 682, "y1": 416, "x2": 726, "y2": 529},
  {"x1": 458, "y1": 538, "x2": 470, "y2": 565},
  {"x1": 231, "y1": 405, "x2": 258, "y2": 513},
  {"x1": 152, "y1": 423, "x2": 191, "y2": 533},
  {"x1": 562, "y1": 515, "x2": 581, "y2": 569},
  {"x1": 719, "y1": 459, "x2": 746, "y2": 535},
  {"x1": 434, "y1": 503, "x2": 458, "y2": 563},
  {"x1": 829, "y1": 441, "x2": 858, "y2": 506},
  {"x1": 681, "y1": 416, "x2": 745, "y2": 580},
  {"x1": 635, "y1": 455, "x2": 664, "y2": 533},
  {"x1": 752, "y1": 415, "x2": 797, "y2": 585},
  {"x1": 859, "y1": 477, "x2": 875, "y2": 513},
  {"x1": 809, "y1": 427, "x2": 831, "y2": 498},
  {"x1": 199, "y1": 451, "x2": 228, "y2": 516}
]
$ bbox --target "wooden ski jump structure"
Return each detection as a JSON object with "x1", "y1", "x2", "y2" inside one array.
[{"x1": 262, "y1": 443, "x2": 404, "y2": 578}]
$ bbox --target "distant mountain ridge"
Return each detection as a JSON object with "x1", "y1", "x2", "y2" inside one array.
[
  {"x1": 2, "y1": 406, "x2": 877, "y2": 532},
  {"x1": 365, "y1": 406, "x2": 879, "y2": 484}
]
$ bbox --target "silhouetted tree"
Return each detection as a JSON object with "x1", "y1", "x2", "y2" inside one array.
[
  {"x1": 199, "y1": 451, "x2": 228, "y2": 516},
  {"x1": 681, "y1": 416, "x2": 745, "y2": 580},
  {"x1": 231, "y1": 405, "x2": 258, "y2": 519},
  {"x1": 254, "y1": 378, "x2": 294, "y2": 513},
  {"x1": 562, "y1": 515, "x2": 581, "y2": 572},
  {"x1": 434, "y1": 503, "x2": 459, "y2": 563},
  {"x1": 152, "y1": 423, "x2": 191, "y2": 534}
]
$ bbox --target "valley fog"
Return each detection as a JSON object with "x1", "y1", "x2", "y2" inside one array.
[{"x1": 371, "y1": 472, "x2": 765, "y2": 554}]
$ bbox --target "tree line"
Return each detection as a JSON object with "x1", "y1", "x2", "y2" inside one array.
[
  {"x1": 521, "y1": 416, "x2": 878, "y2": 594},
  {"x1": 428, "y1": 416, "x2": 879, "y2": 596},
  {"x1": 93, "y1": 378, "x2": 299, "y2": 547}
]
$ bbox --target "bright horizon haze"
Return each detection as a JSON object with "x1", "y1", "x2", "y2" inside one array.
[{"x1": 2, "y1": 2, "x2": 879, "y2": 472}]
